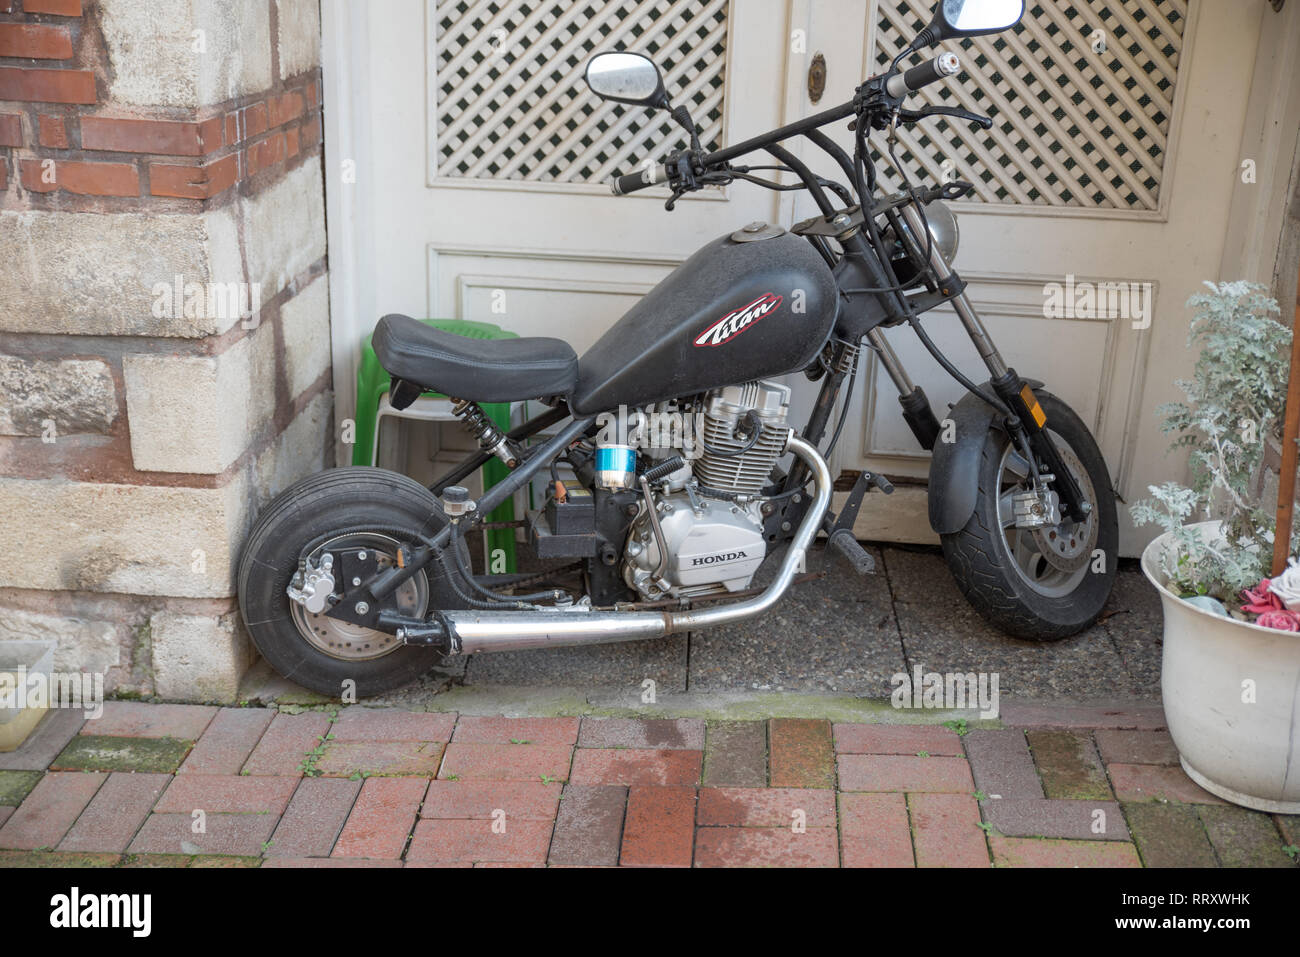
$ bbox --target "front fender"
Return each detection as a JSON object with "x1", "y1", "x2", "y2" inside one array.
[{"x1": 927, "y1": 379, "x2": 1042, "y2": 535}]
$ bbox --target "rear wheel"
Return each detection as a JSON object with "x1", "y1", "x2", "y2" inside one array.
[
  {"x1": 939, "y1": 392, "x2": 1118, "y2": 640},
  {"x1": 237, "y1": 467, "x2": 462, "y2": 697}
]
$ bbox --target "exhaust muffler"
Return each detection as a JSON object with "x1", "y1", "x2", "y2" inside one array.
[{"x1": 438, "y1": 433, "x2": 832, "y2": 655}]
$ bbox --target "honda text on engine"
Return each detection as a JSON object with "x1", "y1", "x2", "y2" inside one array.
[{"x1": 238, "y1": 0, "x2": 1119, "y2": 697}]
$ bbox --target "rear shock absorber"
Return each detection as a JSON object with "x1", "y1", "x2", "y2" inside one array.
[{"x1": 451, "y1": 398, "x2": 519, "y2": 467}]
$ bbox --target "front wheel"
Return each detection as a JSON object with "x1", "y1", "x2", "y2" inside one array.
[{"x1": 940, "y1": 392, "x2": 1118, "y2": 641}]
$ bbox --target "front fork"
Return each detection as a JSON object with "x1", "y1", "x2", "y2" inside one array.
[{"x1": 867, "y1": 203, "x2": 1089, "y2": 520}]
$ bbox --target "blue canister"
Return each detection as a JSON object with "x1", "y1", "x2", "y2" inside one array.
[{"x1": 594, "y1": 444, "x2": 637, "y2": 490}]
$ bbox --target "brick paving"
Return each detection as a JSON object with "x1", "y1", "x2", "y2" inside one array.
[{"x1": 0, "y1": 704, "x2": 1296, "y2": 867}]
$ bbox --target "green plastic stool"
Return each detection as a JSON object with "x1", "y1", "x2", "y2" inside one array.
[{"x1": 354, "y1": 318, "x2": 519, "y2": 574}]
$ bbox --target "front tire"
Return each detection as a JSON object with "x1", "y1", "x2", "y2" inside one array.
[
  {"x1": 237, "y1": 467, "x2": 461, "y2": 697},
  {"x1": 940, "y1": 392, "x2": 1118, "y2": 641}
]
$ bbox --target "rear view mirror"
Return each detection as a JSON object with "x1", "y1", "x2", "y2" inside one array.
[
  {"x1": 920, "y1": 0, "x2": 1025, "y2": 46},
  {"x1": 584, "y1": 52, "x2": 669, "y2": 109}
]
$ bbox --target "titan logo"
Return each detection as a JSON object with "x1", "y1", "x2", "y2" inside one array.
[
  {"x1": 691, "y1": 550, "x2": 749, "y2": 566},
  {"x1": 693, "y1": 293, "x2": 783, "y2": 347}
]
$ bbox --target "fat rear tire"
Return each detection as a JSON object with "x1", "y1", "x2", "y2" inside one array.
[{"x1": 237, "y1": 467, "x2": 460, "y2": 697}]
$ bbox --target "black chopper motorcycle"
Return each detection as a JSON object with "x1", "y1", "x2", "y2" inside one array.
[{"x1": 237, "y1": 0, "x2": 1118, "y2": 697}]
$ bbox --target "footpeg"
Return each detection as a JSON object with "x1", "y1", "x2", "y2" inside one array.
[{"x1": 829, "y1": 528, "x2": 876, "y2": 575}]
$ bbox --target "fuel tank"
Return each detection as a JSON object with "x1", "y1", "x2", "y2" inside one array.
[{"x1": 569, "y1": 227, "x2": 838, "y2": 414}]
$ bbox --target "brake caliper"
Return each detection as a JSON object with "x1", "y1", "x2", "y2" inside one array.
[{"x1": 287, "y1": 552, "x2": 336, "y2": 614}]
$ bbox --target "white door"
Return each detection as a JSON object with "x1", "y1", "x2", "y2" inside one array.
[{"x1": 323, "y1": 0, "x2": 1278, "y2": 556}]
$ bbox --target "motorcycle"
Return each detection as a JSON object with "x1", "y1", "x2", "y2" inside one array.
[{"x1": 237, "y1": 0, "x2": 1118, "y2": 697}]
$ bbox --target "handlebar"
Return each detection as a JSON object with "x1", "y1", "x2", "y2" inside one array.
[
  {"x1": 885, "y1": 52, "x2": 961, "y2": 98},
  {"x1": 610, "y1": 163, "x2": 670, "y2": 195}
]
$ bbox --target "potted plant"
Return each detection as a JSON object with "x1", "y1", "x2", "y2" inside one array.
[{"x1": 1132, "y1": 280, "x2": 1300, "y2": 813}]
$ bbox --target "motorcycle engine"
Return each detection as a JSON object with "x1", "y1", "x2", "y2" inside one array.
[{"x1": 623, "y1": 380, "x2": 790, "y2": 601}]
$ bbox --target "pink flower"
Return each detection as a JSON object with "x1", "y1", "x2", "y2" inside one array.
[
  {"x1": 1241, "y1": 579, "x2": 1285, "y2": 614},
  {"x1": 1255, "y1": 609, "x2": 1300, "y2": 632}
]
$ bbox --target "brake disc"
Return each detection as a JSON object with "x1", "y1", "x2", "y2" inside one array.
[{"x1": 1031, "y1": 440, "x2": 1098, "y2": 573}]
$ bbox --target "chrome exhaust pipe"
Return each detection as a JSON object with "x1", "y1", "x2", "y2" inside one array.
[{"x1": 440, "y1": 434, "x2": 833, "y2": 656}]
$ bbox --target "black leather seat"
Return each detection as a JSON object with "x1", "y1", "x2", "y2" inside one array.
[{"x1": 372, "y1": 314, "x2": 578, "y2": 403}]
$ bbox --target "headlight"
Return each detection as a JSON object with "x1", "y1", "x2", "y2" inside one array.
[{"x1": 882, "y1": 198, "x2": 960, "y2": 288}]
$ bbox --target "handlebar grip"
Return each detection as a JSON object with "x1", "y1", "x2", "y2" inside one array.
[
  {"x1": 611, "y1": 163, "x2": 669, "y2": 195},
  {"x1": 886, "y1": 52, "x2": 961, "y2": 98}
]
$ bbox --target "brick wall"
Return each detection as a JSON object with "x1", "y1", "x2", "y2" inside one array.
[{"x1": 0, "y1": 0, "x2": 333, "y2": 702}]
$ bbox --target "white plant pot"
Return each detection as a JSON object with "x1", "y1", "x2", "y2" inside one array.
[{"x1": 1141, "y1": 521, "x2": 1300, "y2": 813}]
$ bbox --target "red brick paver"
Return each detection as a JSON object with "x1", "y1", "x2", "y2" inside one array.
[
  {"x1": 452, "y1": 716, "x2": 580, "y2": 746},
  {"x1": 86, "y1": 702, "x2": 216, "y2": 740},
  {"x1": 439, "y1": 743, "x2": 572, "y2": 782},
  {"x1": 156, "y1": 774, "x2": 299, "y2": 815},
  {"x1": 1093, "y1": 729, "x2": 1180, "y2": 766},
  {"x1": 839, "y1": 792, "x2": 914, "y2": 867},
  {"x1": 179, "y1": 708, "x2": 275, "y2": 775},
  {"x1": 242, "y1": 711, "x2": 331, "y2": 776},
  {"x1": 837, "y1": 754, "x2": 974, "y2": 793},
  {"x1": 989, "y1": 835, "x2": 1143, "y2": 868},
  {"x1": 422, "y1": 780, "x2": 561, "y2": 820},
  {"x1": 128, "y1": 813, "x2": 276, "y2": 857},
  {"x1": 768, "y1": 718, "x2": 834, "y2": 788},
  {"x1": 909, "y1": 793, "x2": 989, "y2": 867},
  {"x1": 569, "y1": 748, "x2": 701, "y2": 787},
  {"x1": 695, "y1": 826, "x2": 839, "y2": 867},
  {"x1": 620, "y1": 786, "x2": 695, "y2": 867},
  {"x1": 547, "y1": 784, "x2": 627, "y2": 866},
  {"x1": 266, "y1": 778, "x2": 362, "y2": 859},
  {"x1": 0, "y1": 771, "x2": 104, "y2": 850},
  {"x1": 330, "y1": 709, "x2": 456, "y2": 742},
  {"x1": 58, "y1": 772, "x2": 169, "y2": 853},
  {"x1": 333, "y1": 777, "x2": 427, "y2": 860},
  {"x1": 833, "y1": 723, "x2": 964, "y2": 756},
  {"x1": 406, "y1": 818, "x2": 553, "y2": 865},
  {"x1": 1108, "y1": 763, "x2": 1226, "y2": 804},
  {"x1": 696, "y1": 787, "x2": 836, "y2": 828}
]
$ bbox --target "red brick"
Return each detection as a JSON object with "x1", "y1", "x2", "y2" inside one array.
[
  {"x1": 694, "y1": 827, "x2": 839, "y2": 868},
  {"x1": 22, "y1": 159, "x2": 138, "y2": 197},
  {"x1": 156, "y1": 775, "x2": 299, "y2": 815},
  {"x1": 58, "y1": 772, "x2": 169, "y2": 853},
  {"x1": 84, "y1": 702, "x2": 217, "y2": 740},
  {"x1": 305, "y1": 81, "x2": 319, "y2": 110},
  {"x1": 129, "y1": 813, "x2": 276, "y2": 857},
  {"x1": 620, "y1": 786, "x2": 695, "y2": 867},
  {"x1": 224, "y1": 111, "x2": 238, "y2": 145},
  {"x1": 909, "y1": 793, "x2": 989, "y2": 867},
  {"x1": 0, "y1": 23, "x2": 74, "y2": 60},
  {"x1": 242, "y1": 102, "x2": 268, "y2": 139},
  {"x1": 1108, "y1": 763, "x2": 1226, "y2": 804},
  {"x1": 989, "y1": 835, "x2": 1142, "y2": 868},
  {"x1": 0, "y1": 113, "x2": 20, "y2": 147},
  {"x1": 1093, "y1": 729, "x2": 1180, "y2": 766},
  {"x1": 80, "y1": 115, "x2": 223, "y2": 155},
  {"x1": 179, "y1": 707, "x2": 274, "y2": 774},
  {"x1": 23, "y1": 0, "x2": 82, "y2": 14},
  {"x1": 268, "y1": 90, "x2": 304, "y2": 127},
  {"x1": 547, "y1": 784, "x2": 626, "y2": 866},
  {"x1": 245, "y1": 132, "x2": 286, "y2": 176},
  {"x1": 422, "y1": 779, "x2": 560, "y2": 820},
  {"x1": 0, "y1": 67, "x2": 95, "y2": 104},
  {"x1": 452, "y1": 716, "x2": 580, "y2": 746},
  {"x1": 333, "y1": 777, "x2": 427, "y2": 859},
  {"x1": 569, "y1": 748, "x2": 700, "y2": 787},
  {"x1": 578, "y1": 717, "x2": 705, "y2": 750},
  {"x1": 407, "y1": 818, "x2": 553, "y2": 865},
  {"x1": 330, "y1": 708, "x2": 456, "y2": 742},
  {"x1": 833, "y1": 723, "x2": 964, "y2": 756},
  {"x1": 301, "y1": 113, "x2": 322, "y2": 147},
  {"x1": 285, "y1": 126, "x2": 300, "y2": 158},
  {"x1": 702, "y1": 720, "x2": 767, "y2": 788},
  {"x1": 0, "y1": 772, "x2": 104, "y2": 850},
  {"x1": 769, "y1": 718, "x2": 835, "y2": 788},
  {"x1": 266, "y1": 777, "x2": 361, "y2": 858},
  {"x1": 242, "y1": 711, "x2": 330, "y2": 775},
  {"x1": 264, "y1": 857, "x2": 401, "y2": 868},
  {"x1": 316, "y1": 740, "x2": 444, "y2": 777},
  {"x1": 439, "y1": 743, "x2": 571, "y2": 782},
  {"x1": 837, "y1": 754, "x2": 974, "y2": 793},
  {"x1": 36, "y1": 114, "x2": 66, "y2": 148},
  {"x1": 696, "y1": 787, "x2": 836, "y2": 828},
  {"x1": 839, "y1": 792, "x2": 914, "y2": 867}
]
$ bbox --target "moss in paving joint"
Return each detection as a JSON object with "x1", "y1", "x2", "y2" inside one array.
[
  {"x1": 51, "y1": 735, "x2": 194, "y2": 773},
  {"x1": 0, "y1": 770, "x2": 45, "y2": 806},
  {"x1": 0, "y1": 850, "x2": 120, "y2": 868}
]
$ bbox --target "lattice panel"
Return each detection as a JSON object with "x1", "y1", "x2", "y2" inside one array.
[
  {"x1": 435, "y1": 0, "x2": 728, "y2": 184},
  {"x1": 874, "y1": 0, "x2": 1187, "y2": 210}
]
